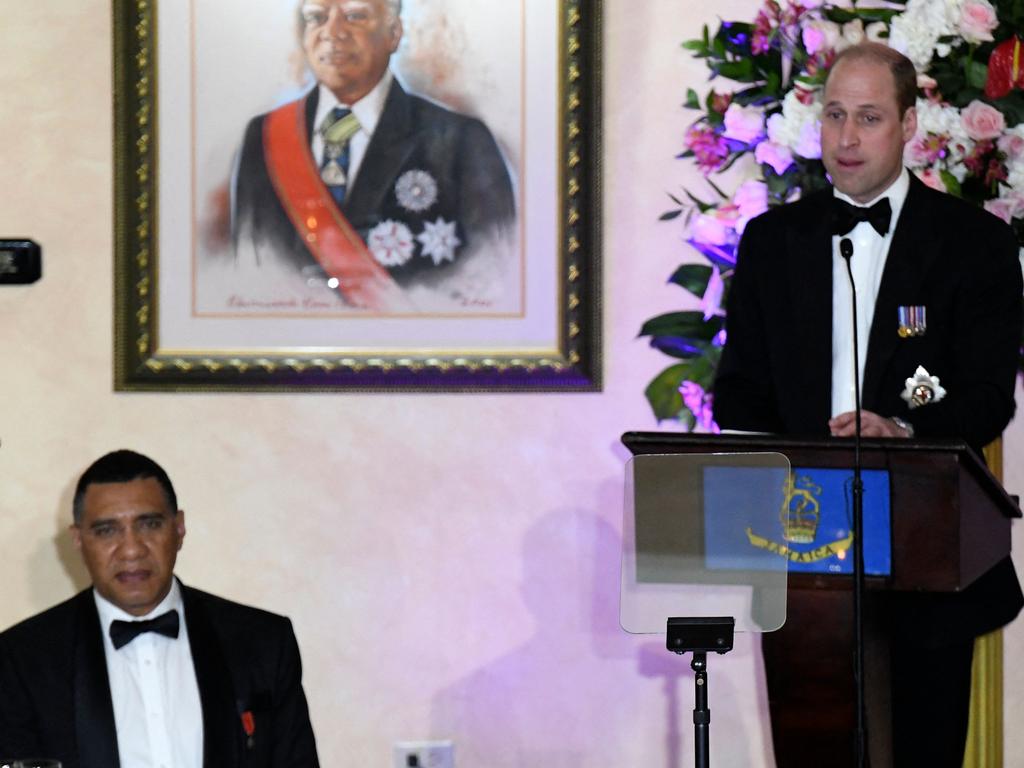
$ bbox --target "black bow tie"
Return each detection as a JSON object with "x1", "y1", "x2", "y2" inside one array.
[
  {"x1": 110, "y1": 609, "x2": 180, "y2": 650},
  {"x1": 831, "y1": 197, "x2": 892, "y2": 236}
]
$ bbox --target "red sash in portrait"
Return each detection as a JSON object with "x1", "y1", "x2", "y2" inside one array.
[{"x1": 263, "y1": 100, "x2": 409, "y2": 311}]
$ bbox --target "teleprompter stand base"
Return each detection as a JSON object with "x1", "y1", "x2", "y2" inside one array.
[{"x1": 667, "y1": 617, "x2": 735, "y2": 768}]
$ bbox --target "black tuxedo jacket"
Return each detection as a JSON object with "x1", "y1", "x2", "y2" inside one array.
[
  {"x1": 714, "y1": 174, "x2": 1024, "y2": 642},
  {"x1": 231, "y1": 79, "x2": 516, "y2": 286},
  {"x1": 0, "y1": 584, "x2": 319, "y2": 767}
]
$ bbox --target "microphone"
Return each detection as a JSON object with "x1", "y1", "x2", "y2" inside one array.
[
  {"x1": 840, "y1": 237, "x2": 854, "y2": 262},
  {"x1": 840, "y1": 235, "x2": 867, "y2": 768}
]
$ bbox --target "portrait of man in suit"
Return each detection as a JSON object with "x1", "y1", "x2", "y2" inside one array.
[
  {"x1": 713, "y1": 43, "x2": 1023, "y2": 767},
  {"x1": 229, "y1": 0, "x2": 518, "y2": 314},
  {"x1": 0, "y1": 450, "x2": 320, "y2": 767}
]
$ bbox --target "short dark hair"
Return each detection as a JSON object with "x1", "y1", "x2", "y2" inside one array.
[
  {"x1": 72, "y1": 450, "x2": 178, "y2": 524},
  {"x1": 827, "y1": 43, "x2": 918, "y2": 118}
]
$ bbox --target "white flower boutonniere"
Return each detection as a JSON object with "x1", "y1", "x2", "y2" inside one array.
[
  {"x1": 367, "y1": 220, "x2": 415, "y2": 267},
  {"x1": 900, "y1": 366, "x2": 947, "y2": 409},
  {"x1": 395, "y1": 170, "x2": 438, "y2": 213},
  {"x1": 417, "y1": 217, "x2": 462, "y2": 265}
]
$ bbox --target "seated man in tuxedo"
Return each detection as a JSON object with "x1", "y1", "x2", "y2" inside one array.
[
  {"x1": 231, "y1": 0, "x2": 517, "y2": 312},
  {"x1": 714, "y1": 43, "x2": 1023, "y2": 767},
  {"x1": 0, "y1": 450, "x2": 320, "y2": 767}
]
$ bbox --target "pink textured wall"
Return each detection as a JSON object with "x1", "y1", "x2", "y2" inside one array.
[{"x1": 0, "y1": 2, "x2": 1021, "y2": 766}]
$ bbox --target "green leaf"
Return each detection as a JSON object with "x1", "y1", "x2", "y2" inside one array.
[
  {"x1": 705, "y1": 177, "x2": 729, "y2": 200},
  {"x1": 639, "y1": 311, "x2": 723, "y2": 341},
  {"x1": 659, "y1": 209, "x2": 684, "y2": 221},
  {"x1": 684, "y1": 190, "x2": 714, "y2": 212},
  {"x1": 649, "y1": 336, "x2": 709, "y2": 359},
  {"x1": 718, "y1": 151, "x2": 746, "y2": 174},
  {"x1": 965, "y1": 60, "x2": 989, "y2": 90},
  {"x1": 668, "y1": 264, "x2": 714, "y2": 296},
  {"x1": 940, "y1": 169, "x2": 963, "y2": 197},
  {"x1": 717, "y1": 59, "x2": 756, "y2": 81},
  {"x1": 645, "y1": 364, "x2": 688, "y2": 421},
  {"x1": 685, "y1": 88, "x2": 701, "y2": 110},
  {"x1": 684, "y1": 352, "x2": 716, "y2": 387}
]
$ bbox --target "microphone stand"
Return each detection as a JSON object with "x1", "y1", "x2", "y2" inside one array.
[{"x1": 840, "y1": 237, "x2": 867, "y2": 768}]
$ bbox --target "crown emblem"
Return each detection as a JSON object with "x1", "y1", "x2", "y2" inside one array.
[{"x1": 779, "y1": 474, "x2": 822, "y2": 543}]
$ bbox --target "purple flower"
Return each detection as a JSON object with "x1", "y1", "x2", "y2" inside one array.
[
  {"x1": 679, "y1": 381, "x2": 721, "y2": 432},
  {"x1": 685, "y1": 124, "x2": 730, "y2": 174}
]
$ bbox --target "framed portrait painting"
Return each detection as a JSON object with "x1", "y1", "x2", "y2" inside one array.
[{"x1": 113, "y1": 0, "x2": 601, "y2": 390}]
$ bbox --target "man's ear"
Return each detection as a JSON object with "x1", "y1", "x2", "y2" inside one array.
[
  {"x1": 389, "y1": 17, "x2": 403, "y2": 53},
  {"x1": 175, "y1": 509, "x2": 187, "y2": 550},
  {"x1": 70, "y1": 524, "x2": 83, "y2": 551},
  {"x1": 901, "y1": 105, "x2": 917, "y2": 143}
]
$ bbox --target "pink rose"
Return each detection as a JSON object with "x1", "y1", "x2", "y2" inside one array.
[
  {"x1": 701, "y1": 266, "x2": 725, "y2": 320},
  {"x1": 961, "y1": 100, "x2": 1005, "y2": 141},
  {"x1": 722, "y1": 103, "x2": 765, "y2": 145},
  {"x1": 988, "y1": 190, "x2": 1024, "y2": 222},
  {"x1": 997, "y1": 133, "x2": 1024, "y2": 160},
  {"x1": 958, "y1": 0, "x2": 998, "y2": 43},
  {"x1": 690, "y1": 213, "x2": 732, "y2": 246},
  {"x1": 802, "y1": 19, "x2": 840, "y2": 55},
  {"x1": 985, "y1": 198, "x2": 1016, "y2": 224},
  {"x1": 755, "y1": 140, "x2": 794, "y2": 174},
  {"x1": 733, "y1": 180, "x2": 769, "y2": 232},
  {"x1": 802, "y1": 26, "x2": 827, "y2": 56},
  {"x1": 915, "y1": 167, "x2": 947, "y2": 192}
]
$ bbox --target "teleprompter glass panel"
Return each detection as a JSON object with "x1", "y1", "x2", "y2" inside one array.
[{"x1": 620, "y1": 452, "x2": 791, "y2": 634}]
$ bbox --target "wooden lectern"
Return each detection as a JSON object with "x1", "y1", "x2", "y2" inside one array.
[{"x1": 622, "y1": 431, "x2": 1020, "y2": 767}]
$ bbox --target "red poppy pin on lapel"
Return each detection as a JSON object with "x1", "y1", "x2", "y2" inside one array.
[{"x1": 242, "y1": 710, "x2": 255, "y2": 749}]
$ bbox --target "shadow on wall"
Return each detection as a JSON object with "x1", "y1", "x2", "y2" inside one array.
[{"x1": 429, "y1": 478, "x2": 761, "y2": 768}]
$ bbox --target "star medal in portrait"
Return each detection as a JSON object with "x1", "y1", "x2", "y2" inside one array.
[
  {"x1": 367, "y1": 220, "x2": 415, "y2": 267},
  {"x1": 417, "y1": 217, "x2": 462, "y2": 265},
  {"x1": 395, "y1": 169, "x2": 439, "y2": 213}
]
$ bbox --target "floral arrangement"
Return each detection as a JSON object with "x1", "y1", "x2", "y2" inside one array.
[{"x1": 641, "y1": 0, "x2": 1024, "y2": 430}]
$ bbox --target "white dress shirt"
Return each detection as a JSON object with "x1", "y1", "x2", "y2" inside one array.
[
  {"x1": 94, "y1": 579, "x2": 203, "y2": 768},
  {"x1": 311, "y1": 70, "x2": 393, "y2": 191},
  {"x1": 830, "y1": 168, "x2": 910, "y2": 417}
]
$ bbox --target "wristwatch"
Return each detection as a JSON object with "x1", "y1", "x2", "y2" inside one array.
[{"x1": 890, "y1": 416, "x2": 914, "y2": 438}]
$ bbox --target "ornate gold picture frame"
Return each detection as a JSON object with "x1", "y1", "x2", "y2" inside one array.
[{"x1": 113, "y1": 0, "x2": 601, "y2": 390}]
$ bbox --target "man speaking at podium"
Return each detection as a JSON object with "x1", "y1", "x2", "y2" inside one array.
[{"x1": 714, "y1": 42, "x2": 1023, "y2": 767}]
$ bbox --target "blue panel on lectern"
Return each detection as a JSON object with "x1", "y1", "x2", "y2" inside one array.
[{"x1": 703, "y1": 466, "x2": 892, "y2": 576}]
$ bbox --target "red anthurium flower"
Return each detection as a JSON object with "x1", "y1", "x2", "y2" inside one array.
[{"x1": 985, "y1": 36, "x2": 1024, "y2": 100}]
